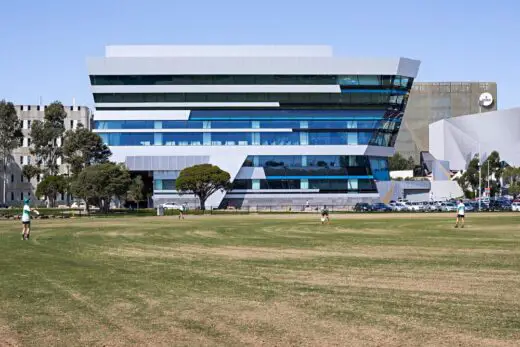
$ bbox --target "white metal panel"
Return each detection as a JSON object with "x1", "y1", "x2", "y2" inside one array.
[
  {"x1": 94, "y1": 110, "x2": 190, "y2": 120},
  {"x1": 106, "y1": 45, "x2": 334, "y2": 58},
  {"x1": 87, "y1": 57, "x2": 420, "y2": 78},
  {"x1": 107, "y1": 145, "x2": 383, "y2": 163}
]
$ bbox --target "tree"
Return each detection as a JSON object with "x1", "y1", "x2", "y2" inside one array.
[
  {"x1": 503, "y1": 166, "x2": 520, "y2": 198},
  {"x1": 71, "y1": 163, "x2": 131, "y2": 213},
  {"x1": 176, "y1": 164, "x2": 231, "y2": 210},
  {"x1": 62, "y1": 126, "x2": 111, "y2": 176},
  {"x1": 508, "y1": 183, "x2": 520, "y2": 199},
  {"x1": 480, "y1": 151, "x2": 503, "y2": 196},
  {"x1": 0, "y1": 100, "x2": 23, "y2": 204},
  {"x1": 388, "y1": 153, "x2": 415, "y2": 171},
  {"x1": 35, "y1": 175, "x2": 67, "y2": 207},
  {"x1": 30, "y1": 101, "x2": 67, "y2": 175},
  {"x1": 127, "y1": 175, "x2": 145, "y2": 209},
  {"x1": 22, "y1": 165, "x2": 42, "y2": 184}
]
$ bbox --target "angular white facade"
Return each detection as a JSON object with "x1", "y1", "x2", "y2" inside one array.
[{"x1": 429, "y1": 107, "x2": 520, "y2": 170}]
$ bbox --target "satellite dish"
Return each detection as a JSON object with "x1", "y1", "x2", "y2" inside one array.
[{"x1": 478, "y1": 92, "x2": 494, "y2": 107}]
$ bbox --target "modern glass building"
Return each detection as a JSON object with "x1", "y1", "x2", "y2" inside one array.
[{"x1": 87, "y1": 45, "x2": 420, "y2": 208}]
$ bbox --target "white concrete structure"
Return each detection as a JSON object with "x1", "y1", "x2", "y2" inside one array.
[{"x1": 429, "y1": 107, "x2": 520, "y2": 170}]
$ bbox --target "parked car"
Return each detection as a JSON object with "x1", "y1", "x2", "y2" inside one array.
[
  {"x1": 482, "y1": 200, "x2": 510, "y2": 212},
  {"x1": 439, "y1": 202, "x2": 457, "y2": 212},
  {"x1": 410, "y1": 202, "x2": 425, "y2": 212},
  {"x1": 512, "y1": 202, "x2": 520, "y2": 212},
  {"x1": 371, "y1": 203, "x2": 392, "y2": 212},
  {"x1": 388, "y1": 202, "x2": 405, "y2": 212},
  {"x1": 354, "y1": 203, "x2": 372, "y2": 212},
  {"x1": 161, "y1": 202, "x2": 185, "y2": 210},
  {"x1": 425, "y1": 201, "x2": 439, "y2": 212}
]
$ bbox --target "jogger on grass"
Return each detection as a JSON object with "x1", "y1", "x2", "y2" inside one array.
[
  {"x1": 455, "y1": 199, "x2": 465, "y2": 228},
  {"x1": 21, "y1": 198, "x2": 39, "y2": 240}
]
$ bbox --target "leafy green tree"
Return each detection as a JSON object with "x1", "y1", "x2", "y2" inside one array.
[
  {"x1": 388, "y1": 153, "x2": 415, "y2": 171},
  {"x1": 62, "y1": 126, "x2": 111, "y2": 176},
  {"x1": 35, "y1": 175, "x2": 67, "y2": 207},
  {"x1": 481, "y1": 151, "x2": 503, "y2": 196},
  {"x1": 72, "y1": 163, "x2": 131, "y2": 213},
  {"x1": 127, "y1": 175, "x2": 145, "y2": 209},
  {"x1": 503, "y1": 166, "x2": 520, "y2": 198},
  {"x1": 30, "y1": 101, "x2": 67, "y2": 175},
  {"x1": 508, "y1": 183, "x2": 520, "y2": 199},
  {"x1": 22, "y1": 165, "x2": 42, "y2": 184},
  {"x1": 0, "y1": 100, "x2": 23, "y2": 204},
  {"x1": 176, "y1": 164, "x2": 231, "y2": 210}
]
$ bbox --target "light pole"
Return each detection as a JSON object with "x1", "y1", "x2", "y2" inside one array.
[{"x1": 477, "y1": 98, "x2": 484, "y2": 211}]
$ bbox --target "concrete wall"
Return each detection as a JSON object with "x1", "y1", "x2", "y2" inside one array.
[{"x1": 396, "y1": 82, "x2": 497, "y2": 162}]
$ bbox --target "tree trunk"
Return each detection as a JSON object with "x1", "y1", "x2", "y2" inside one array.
[
  {"x1": 199, "y1": 196, "x2": 205, "y2": 210},
  {"x1": 1, "y1": 159, "x2": 6, "y2": 205}
]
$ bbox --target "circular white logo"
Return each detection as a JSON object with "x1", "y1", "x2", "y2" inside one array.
[{"x1": 479, "y1": 92, "x2": 494, "y2": 107}]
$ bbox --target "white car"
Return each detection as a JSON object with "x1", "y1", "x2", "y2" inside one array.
[
  {"x1": 395, "y1": 202, "x2": 413, "y2": 211},
  {"x1": 511, "y1": 202, "x2": 520, "y2": 212},
  {"x1": 440, "y1": 202, "x2": 457, "y2": 212},
  {"x1": 161, "y1": 203, "x2": 185, "y2": 211},
  {"x1": 409, "y1": 202, "x2": 424, "y2": 212}
]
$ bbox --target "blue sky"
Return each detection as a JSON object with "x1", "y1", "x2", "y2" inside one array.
[{"x1": 0, "y1": 0, "x2": 518, "y2": 108}]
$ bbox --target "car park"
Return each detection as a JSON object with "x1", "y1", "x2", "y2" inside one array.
[
  {"x1": 371, "y1": 203, "x2": 392, "y2": 212},
  {"x1": 439, "y1": 202, "x2": 457, "y2": 212},
  {"x1": 354, "y1": 203, "x2": 372, "y2": 212},
  {"x1": 161, "y1": 202, "x2": 185, "y2": 210}
]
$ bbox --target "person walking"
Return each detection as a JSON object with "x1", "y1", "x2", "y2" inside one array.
[
  {"x1": 320, "y1": 205, "x2": 330, "y2": 224},
  {"x1": 455, "y1": 199, "x2": 465, "y2": 228},
  {"x1": 21, "y1": 198, "x2": 38, "y2": 240}
]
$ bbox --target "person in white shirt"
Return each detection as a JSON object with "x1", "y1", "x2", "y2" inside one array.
[
  {"x1": 455, "y1": 199, "x2": 465, "y2": 228},
  {"x1": 21, "y1": 198, "x2": 38, "y2": 240}
]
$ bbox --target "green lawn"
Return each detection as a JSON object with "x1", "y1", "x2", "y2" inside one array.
[{"x1": 1, "y1": 214, "x2": 519, "y2": 346}]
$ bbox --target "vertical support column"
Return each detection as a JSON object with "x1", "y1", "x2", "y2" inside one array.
[
  {"x1": 252, "y1": 179, "x2": 260, "y2": 190},
  {"x1": 253, "y1": 155, "x2": 259, "y2": 167},
  {"x1": 300, "y1": 179, "x2": 309, "y2": 190},
  {"x1": 203, "y1": 133, "x2": 211, "y2": 145},
  {"x1": 154, "y1": 133, "x2": 163, "y2": 146},
  {"x1": 347, "y1": 121, "x2": 358, "y2": 145},
  {"x1": 252, "y1": 133, "x2": 260, "y2": 145}
]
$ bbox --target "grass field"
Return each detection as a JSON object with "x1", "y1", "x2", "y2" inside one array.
[{"x1": 1, "y1": 213, "x2": 519, "y2": 347}]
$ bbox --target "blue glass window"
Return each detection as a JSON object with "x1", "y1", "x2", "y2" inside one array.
[
  {"x1": 211, "y1": 132, "x2": 251, "y2": 145},
  {"x1": 307, "y1": 120, "x2": 348, "y2": 129},
  {"x1": 260, "y1": 132, "x2": 300, "y2": 145},
  {"x1": 308, "y1": 132, "x2": 348, "y2": 145},
  {"x1": 162, "y1": 121, "x2": 204, "y2": 129},
  {"x1": 259, "y1": 120, "x2": 300, "y2": 128},
  {"x1": 369, "y1": 158, "x2": 390, "y2": 181},
  {"x1": 308, "y1": 179, "x2": 349, "y2": 192},
  {"x1": 100, "y1": 133, "x2": 154, "y2": 146},
  {"x1": 231, "y1": 179, "x2": 252, "y2": 189},
  {"x1": 94, "y1": 120, "x2": 155, "y2": 129},
  {"x1": 359, "y1": 179, "x2": 377, "y2": 192},
  {"x1": 358, "y1": 132, "x2": 373, "y2": 145},
  {"x1": 163, "y1": 133, "x2": 203, "y2": 146},
  {"x1": 260, "y1": 179, "x2": 300, "y2": 189},
  {"x1": 210, "y1": 121, "x2": 252, "y2": 128},
  {"x1": 162, "y1": 180, "x2": 176, "y2": 190}
]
